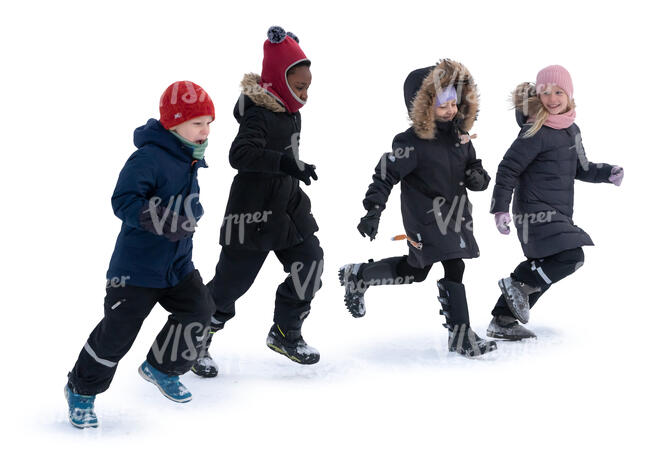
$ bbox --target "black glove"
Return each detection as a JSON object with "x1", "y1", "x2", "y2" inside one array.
[
  {"x1": 357, "y1": 209, "x2": 381, "y2": 240},
  {"x1": 464, "y1": 167, "x2": 490, "y2": 191},
  {"x1": 139, "y1": 203, "x2": 195, "y2": 242},
  {"x1": 280, "y1": 155, "x2": 318, "y2": 185}
]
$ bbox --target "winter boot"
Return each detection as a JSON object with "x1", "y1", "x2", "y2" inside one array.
[
  {"x1": 266, "y1": 323, "x2": 320, "y2": 364},
  {"x1": 498, "y1": 276, "x2": 541, "y2": 324},
  {"x1": 338, "y1": 257, "x2": 403, "y2": 318},
  {"x1": 437, "y1": 279, "x2": 497, "y2": 358},
  {"x1": 191, "y1": 319, "x2": 224, "y2": 378},
  {"x1": 64, "y1": 384, "x2": 98, "y2": 429},
  {"x1": 138, "y1": 360, "x2": 192, "y2": 403},
  {"x1": 486, "y1": 315, "x2": 536, "y2": 340}
]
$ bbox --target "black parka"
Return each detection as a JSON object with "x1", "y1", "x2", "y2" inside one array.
[
  {"x1": 491, "y1": 82, "x2": 614, "y2": 259},
  {"x1": 363, "y1": 60, "x2": 489, "y2": 268},
  {"x1": 219, "y1": 74, "x2": 318, "y2": 251}
]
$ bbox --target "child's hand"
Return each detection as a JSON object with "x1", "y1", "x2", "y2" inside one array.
[
  {"x1": 280, "y1": 155, "x2": 319, "y2": 185},
  {"x1": 608, "y1": 166, "x2": 624, "y2": 186},
  {"x1": 357, "y1": 210, "x2": 381, "y2": 241},
  {"x1": 494, "y1": 212, "x2": 511, "y2": 235},
  {"x1": 459, "y1": 133, "x2": 477, "y2": 145}
]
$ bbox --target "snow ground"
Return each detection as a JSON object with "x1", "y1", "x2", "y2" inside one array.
[{"x1": 2, "y1": 0, "x2": 648, "y2": 453}]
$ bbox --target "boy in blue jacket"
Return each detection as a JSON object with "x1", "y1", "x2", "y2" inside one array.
[{"x1": 64, "y1": 81, "x2": 216, "y2": 429}]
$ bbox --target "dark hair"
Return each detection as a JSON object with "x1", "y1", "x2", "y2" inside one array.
[{"x1": 287, "y1": 60, "x2": 311, "y2": 75}]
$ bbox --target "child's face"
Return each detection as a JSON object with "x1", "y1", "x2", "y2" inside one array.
[
  {"x1": 539, "y1": 85, "x2": 569, "y2": 115},
  {"x1": 435, "y1": 100, "x2": 458, "y2": 122},
  {"x1": 287, "y1": 65, "x2": 312, "y2": 103},
  {"x1": 171, "y1": 115, "x2": 213, "y2": 144}
]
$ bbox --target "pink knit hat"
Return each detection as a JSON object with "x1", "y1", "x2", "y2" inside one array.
[{"x1": 536, "y1": 65, "x2": 573, "y2": 99}]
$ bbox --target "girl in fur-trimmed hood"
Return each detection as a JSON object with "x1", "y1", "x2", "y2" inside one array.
[
  {"x1": 191, "y1": 27, "x2": 324, "y2": 377},
  {"x1": 487, "y1": 65, "x2": 624, "y2": 340},
  {"x1": 339, "y1": 59, "x2": 497, "y2": 358}
]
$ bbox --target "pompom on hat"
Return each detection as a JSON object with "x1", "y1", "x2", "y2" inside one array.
[
  {"x1": 159, "y1": 81, "x2": 215, "y2": 129},
  {"x1": 535, "y1": 65, "x2": 574, "y2": 99}
]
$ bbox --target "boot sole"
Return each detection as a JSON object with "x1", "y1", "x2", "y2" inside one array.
[
  {"x1": 138, "y1": 366, "x2": 192, "y2": 403},
  {"x1": 486, "y1": 329, "x2": 536, "y2": 341},
  {"x1": 190, "y1": 365, "x2": 218, "y2": 378},
  {"x1": 498, "y1": 278, "x2": 529, "y2": 324},
  {"x1": 339, "y1": 266, "x2": 365, "y2": 318},
  {"x1": 266, "y1": 342, "x2": 320, "y2": 365}
]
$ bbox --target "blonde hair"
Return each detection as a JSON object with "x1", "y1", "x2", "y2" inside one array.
[{"x1": 523, "y1": 98, "x2": 576, "y2": 138}]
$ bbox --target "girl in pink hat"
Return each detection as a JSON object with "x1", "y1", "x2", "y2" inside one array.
[{"x1": 487, "y1": 65, "x2": 624, "y2": 340}]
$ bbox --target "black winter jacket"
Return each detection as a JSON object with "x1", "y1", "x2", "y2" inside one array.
[
  {"x1": 491, "y1": 83, "x2": 614, "y2": 258},
  {"x1": 219, "y1": 74, "x2": 318, "y2": 251},
  {"x1": 363, "y1": 60, "x2": 488, "y2": 268}
]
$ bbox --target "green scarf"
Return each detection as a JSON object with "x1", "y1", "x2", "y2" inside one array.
[{"x1": 170, "y1": 131, "x2": 208, "y2": 160}]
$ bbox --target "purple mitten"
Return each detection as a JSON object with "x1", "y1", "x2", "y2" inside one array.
[
  {"x1": 494, "y1": 212, "x2": 511, "y2": 235},
  {"x1": 609, "y1": 166, "x2": 624, "y2": 186}
]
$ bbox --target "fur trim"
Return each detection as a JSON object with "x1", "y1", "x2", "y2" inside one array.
[
  {"x1": 410, "y1": 59, "x2": 479, "y2": 140},
  {"x1": 240, "y1": 73, "x2": 286, "y2": 113},
  {"x1": 512, "y1": 82, "x2": 542, "y2": 115}
]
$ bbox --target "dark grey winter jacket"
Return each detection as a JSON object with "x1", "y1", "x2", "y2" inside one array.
[
  {"x1": 363, "y1": 60, "x2": 489, "y2": 268},
  {"x1": 491, "y1": 83, "x2": 614, "y2": 258}
]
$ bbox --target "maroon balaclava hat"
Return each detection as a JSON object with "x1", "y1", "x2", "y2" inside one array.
[{"x1": 261, "y1": 26, "x2": 310, "y2": 113}]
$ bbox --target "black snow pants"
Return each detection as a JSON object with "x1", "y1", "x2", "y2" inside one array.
[
  {"x1": 491, "y1": 247, "x2": 585, "y2": 317},
  {"x1": 67, "y1": 270, "x2": 214, "y2": 396},
  {"x1": 207, "y1": 234, "x2": 324, "y2": 332}
]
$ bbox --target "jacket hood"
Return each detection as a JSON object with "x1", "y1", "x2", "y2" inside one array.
[
  {"x1": 133, "y1": 118, "x2": 195, "y2": 162},
  {"x1": 512, "y1": 82, "x2": 541, "y2": 127},
  {"x1": 405, "y1": 59, "x2": 479, "y2": 140},
  {"x1": 234, "y1": 73, "x2": 286, "y2": 122}
]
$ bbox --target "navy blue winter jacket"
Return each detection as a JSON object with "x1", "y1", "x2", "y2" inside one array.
[{"x1": 106, "y1": 119, "x2": 206, "y2": 288}]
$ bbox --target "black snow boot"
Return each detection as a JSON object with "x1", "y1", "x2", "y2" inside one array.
[
  {"x1": 266, "y1": 323, "x2": 320, "y2": 365},
  {"x1": 437, "y1": 279, "x2": 497, "y2": 358},
  {"x1": 498, "y1": 276, "x2": 541, "y2": 324},
  {"x1": 338, "y1": 257, "x2": 403, "y2": 318},
  {"x1": 191, "y1": 319, "x2": 224, "y2": 378}
]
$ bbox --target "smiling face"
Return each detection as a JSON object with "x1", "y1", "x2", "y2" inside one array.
[
  {"x1": 435, "y1": 99, "x2": 458, "y2": 122},
  {"x1": 170, "y1": 115, "x2": 213, "y2": 144},
  {"x1": 539, "y1": 85, "x2": 570, "y2": 115},
  {"x1": 287, "y1": 64, "x2": 312, "y2": 103}
]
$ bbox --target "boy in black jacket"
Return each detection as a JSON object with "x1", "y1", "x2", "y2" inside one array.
[{"x1": 192, "y1": 27, "x2": 323, "y2": 377}]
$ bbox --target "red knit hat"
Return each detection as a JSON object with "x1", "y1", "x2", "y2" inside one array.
[
  {"x1": 261, "y1": 26, "x2": 310, "y2": 113},
  {"x1": 159, "y1": 81, "x2": 215, "y2": 129}
]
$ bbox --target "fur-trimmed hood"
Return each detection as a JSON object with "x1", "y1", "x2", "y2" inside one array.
[
  {"x1": 511, "y1": 82, "x2": 541, "y2": 127},
  {"x1": 405, "y1": 59, "x2": 479, "y2": 140},
  {"x1": 236, "y1": 73, "x2": 286, "y2": 118}
]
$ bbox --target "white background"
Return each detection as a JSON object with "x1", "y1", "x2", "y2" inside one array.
[{"x1": 1, "y1": 0, "x2": 648, "y2": 453}]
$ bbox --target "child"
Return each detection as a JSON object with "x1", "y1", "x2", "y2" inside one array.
[
  {"x1": 191, "y1": 26, "x2": 323, "y2": 377},
  {"x1": 487, "y1": 65, "x2": 624, "y2": 340},
  {"x1": 64, "y1": 81, "x2": 216, "y2": 428},
  {"x1": 339, "y1": 59, "x2": 497, "y2": 358}
]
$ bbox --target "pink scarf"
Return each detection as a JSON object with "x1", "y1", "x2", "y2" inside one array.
[
  {"x1": 544, "y1": 108, "x2": 576, "y2": 129},
  {"x1": 527, "y1": 108, "x2": 576, "y2": 130}
]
